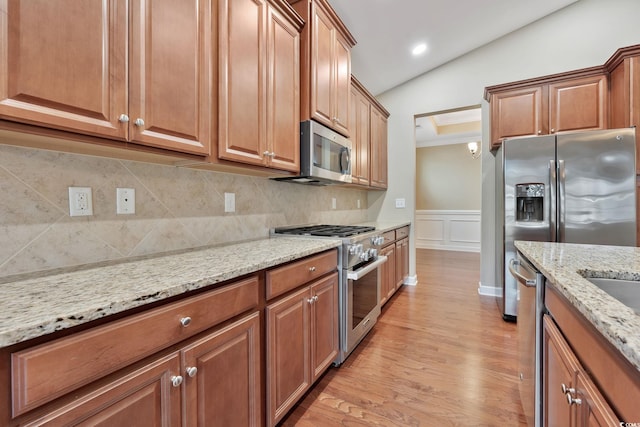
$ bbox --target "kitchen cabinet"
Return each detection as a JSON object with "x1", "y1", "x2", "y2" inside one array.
[
  {"x1": 266, "y1": 271, "x2": 338, "y2": 427},
  {"x1": 218, "y1": 0, "x2": 303, "y2": 172},
  {"x1": 24, "y1": 313, "x2": 260, "y2": 427},
  {"x1": 544, "y1": 283, "x2": 640, "y2": 425},
  {"x1": 0, "y1": 0, "x2": 211, "y2": 156},
  {"x1": 349, "y1": 76, "x2": 390, "y2": 188},
  {"x1": 289, "y1": 0, "x2": 356, "y2": 137},
  {"x1": 369, "y1": 104, "x2": 389, "y2": 189},
  {"x1": 542, "y1": 315, "x2": 619, "y2": 427},
  {"x1": 486, "y1": 72, "x2": 608, "y2": 150},
  {"x1": 396, "y1": 237, "x2": 409, "y2": 288},
  {"x1": 379, "y1": 242, "x2": 396, "y2": 306},
  {"x1": 2, "y1": 275, "x2": 260, "y2": 426},
  {"x1": 379, "y1": 226, "x2": 410, "y2": 306}
]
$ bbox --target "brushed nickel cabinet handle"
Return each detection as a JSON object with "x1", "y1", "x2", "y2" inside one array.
[
  {"x1": 118, "y1": 114, "x2": 130, "y2": 123},
  {"x1": 134, "y1": 118, "x2": 145, "y2": 127},
  {"x1": 180, "y1": 317, "x2": 192, "y2": 327},
  {"x1": 171, "y1": 375, "x2": 183, "y2": 387}
]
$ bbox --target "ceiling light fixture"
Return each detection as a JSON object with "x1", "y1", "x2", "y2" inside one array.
[{"x1": 412, "y1": 43, "x2": 427, "y2": 56}]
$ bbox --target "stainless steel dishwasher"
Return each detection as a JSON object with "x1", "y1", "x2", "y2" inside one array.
[{"x1": 509, "y1": 253, "x2": 544, "y2": 427}]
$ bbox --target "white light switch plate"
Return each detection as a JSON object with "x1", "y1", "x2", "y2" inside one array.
[
  {"x1": 395, "y1": 198, "x2": 406, "y2": 208},
  {"x1": 224, "y1": 192, "x2": 235, "y2": 213}
]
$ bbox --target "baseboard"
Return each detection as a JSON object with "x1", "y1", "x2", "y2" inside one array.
[
  {"x1": 477, "y1": 282, "x2": 500, "y2": 297},
  {"x1": 402, "y1": 275, "x2": 418, "y2": 286}
]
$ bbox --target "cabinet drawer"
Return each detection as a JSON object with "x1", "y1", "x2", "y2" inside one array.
[
  {"x1": 396, "y1": 226, "x2": 409, "y2": 239},
  {"x1": 11, "y1": 275, "x2": 259, "y2": 416},
  {"x1": 381, "y1": 230, "x2": 395, "y2": 246},
  {"x1": 266, "y1": 249, "x2": 337, "y2": 300}
]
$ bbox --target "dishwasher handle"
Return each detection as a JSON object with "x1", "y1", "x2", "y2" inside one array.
[{"x1": 508, "y1": 259, "x2": 537, "y2": 287}]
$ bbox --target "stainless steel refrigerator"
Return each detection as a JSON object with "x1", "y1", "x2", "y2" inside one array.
[{"x1": 496, "y1": 128, "x2": 637, "y2": 320}]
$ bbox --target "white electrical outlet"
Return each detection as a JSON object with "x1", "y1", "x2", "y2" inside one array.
[
  {"x1": 395, "y1": 198, "x2": 406, "y2": 209},
  {"x1": 116, "y1": 188, "x2": 135, "y2": 214},
  {"x1": 224, "y1": 192, "x2": 235, "y2": 213},
  {"x1": 357, "y1": 199, "x2": 361, "y2": 209},
  {"x1": 69, "y1": 187, "x2": 93, "y2": 216},
  {"x1": 331, "y1": 198, "x2": 337, "y2": 209}
]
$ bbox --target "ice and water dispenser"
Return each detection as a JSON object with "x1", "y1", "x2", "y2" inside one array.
[{"x1": 515, "y1": 184, "x2": 544, "y2": 222}]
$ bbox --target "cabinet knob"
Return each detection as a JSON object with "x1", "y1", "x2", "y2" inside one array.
[
  {"x1": 307, "y1": 297, "x2": 315, "y2": 304},
  {"x1": 118, "y1": 114, "x2": 130, "y2": 123},
  {"x1": 560, "y1": 383, "x2": 575, "y2": 394},
  {"x1": 333, "y1": 117, "x2": 342, "y2": 124},
  {"x1": 566, "y1": 392, "x2": 582, "y2": 406},
  {"x1": 171, "y1": 375, "x2": 183, "y2": 387},
  {"x1": 180, "y1": 317, "x2": 192, "y2": 327},
  {"x1": 313, "y1": 295, "x2": 319, "y2": 302},
  {"x1": 550, "y1": 128, "x2": 555, "y2": 133},
  {"x1": 537, "y1": 130, "x2": 542, "y2": 135},
  {"x1": 309, "y1": 266, "x2": 316, "y2": 272},
  {"x1": 134, "y1": 118, "x2": 145, "y2": 127},
  {"x1": 269, "y1": 152, "x2": 276, "y2": 158},
  {"x1": 186, "y1": 366, "x2": 198, "y2": 377}
]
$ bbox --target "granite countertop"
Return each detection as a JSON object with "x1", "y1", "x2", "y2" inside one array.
[
  {"x1": 357, "y1": 221, "x2": 411, "y2": 233},
  {"x1": 0, "y1": 237, "x2": 341, "y2": 349},
  {"x1": 515, "y1": 240, "x2": 640, "y2": 371}
]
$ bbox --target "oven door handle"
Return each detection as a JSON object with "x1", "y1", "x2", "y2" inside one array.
[{"x1": 347, "y1": 255, "x2": 388, "y2": 281}]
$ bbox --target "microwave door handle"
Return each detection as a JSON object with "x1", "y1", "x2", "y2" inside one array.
[
  {"x1": 347, "y1": 255, "x2": 388, "y2": 280},
  {"x1": 339, "y1": 146, "x2": 350, "y2": 174}
]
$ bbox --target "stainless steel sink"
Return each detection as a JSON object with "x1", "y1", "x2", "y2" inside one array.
[{"x1": 583, "y1": 277, "x2": 640, "y2": 314}]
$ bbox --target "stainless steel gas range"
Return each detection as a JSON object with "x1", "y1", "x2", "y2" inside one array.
[{"x1": 272, "y1": 224, "x2": 387, "y2": 365}]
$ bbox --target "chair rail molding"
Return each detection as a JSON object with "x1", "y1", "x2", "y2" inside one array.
[{"x1": 415, "y1": 210, "x2": 480, "y2": 253}]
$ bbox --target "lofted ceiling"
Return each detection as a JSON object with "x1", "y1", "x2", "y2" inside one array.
[
  {"x1": 415, "y1": 108, "x2": 481, "y2": 148},
  {"x1": 328, "y1": 0, "x2": 580, "y2": 96}
]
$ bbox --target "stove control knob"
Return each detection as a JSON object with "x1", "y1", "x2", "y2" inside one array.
[
  {"x1": 359, "y1": 251, "x2": 370, "y2": 262},
  {"x1": 349, "y1": 244, "x2": 363, "y2": 255},
  {"x1": 371, "y1": 235, "x2": 384, "y2": 246},
  {"x1": 370, "y1": 248, "x2": 378, "y2": 258}
]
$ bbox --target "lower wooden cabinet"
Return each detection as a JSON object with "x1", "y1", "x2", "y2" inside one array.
[
  {"x1": 266, "y1": 272, "x2": 338, "y2": 427},
  {"x1": 23, "y1": 354, "x2": 183, "y2": 427},
  {"x1": 396, "y1": 237, "x2": 409, "y2": 288},
  {"x1": 379, "y1": 243, "x2": 396, "y2": 306},
  {"x1": 182, "y1": 312, "x2": 261, "y2": 427},
  {"x1": 22, "y1": 312, "x2": 261, "y2": 427},
  {"x1": 543, "y1": 315, "x2": 619, "y2": 427}
]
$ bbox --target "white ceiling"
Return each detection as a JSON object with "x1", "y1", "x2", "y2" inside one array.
[
  {"x1": 415, "y1": 108, "x2": 481, "y2": 148},
  {"x1": 328, "y1": 0, "x2": 579, "y2": 96}
]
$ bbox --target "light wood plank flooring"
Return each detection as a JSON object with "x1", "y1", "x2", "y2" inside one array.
[{"x1": 280, "y1": 249, "x2": 527, "y2": 426}]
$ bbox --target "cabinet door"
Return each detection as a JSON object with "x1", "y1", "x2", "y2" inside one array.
[
  {"x1": 267, "y1": 286, "x2": 311, "y2": 426},
  {"x1": 182, "y1": 312, "x2": 261, "y2": 427},
  {"x1": 351, "y1": 85, "x2": 370, "y2": 186},
  {"x1": 396, "y1": 238, "x2": 409, "y2": 288},
  {"x1": 543, "y1": 315, "x2": 579, "y2": 427},
  {"x1": 333, "y1": 33, "x2": 351, "y2": 136},
  {"x1": 310, "y1": 273, "x2": 339, "y2": 381},
  {"x1": 379, "y1": 244, "x2": 396, "y2": 306},
  {"x1": 267, "y1": 5, "x2": 300, "y2": 173},
  {"x1": 310, "y1": 3, "x2": 334, "y2": 129},
  {"x1": 218, "y1": 0, "x2": 267, "y2": 166},
  {"x1": 0, "y1": 0, "x2": 127, "y2": 139},
  {"x1": 574, "y1": 370, "x2": 620, "y2": 427},
  {"x1": 129, "y1": 0, "x2": 211, "y2": 155},
  {"x1": 490, "y1": 86, "x2": 546, "y2": 149},
  {"x1": 25, "y1": 354, "x2": 182, "y2": 427},
  {"x1": 370, "y1": 107, "x2": 388, "y2": 189},
  {"x1": 549, "y1": 75, "x2": 607, "y2": 135}
]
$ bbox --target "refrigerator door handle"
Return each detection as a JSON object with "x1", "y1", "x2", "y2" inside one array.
[
  {"x1": 558, "y1": 159, "x2": 566, "y2": 242},
  {"x1": 549, "y1": 160, "x2": 557, "y2": 242}
]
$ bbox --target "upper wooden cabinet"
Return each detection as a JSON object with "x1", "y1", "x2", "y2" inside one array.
[
  {"x1": 0, "y1": 0, "x2": 212, "y2": 156},
  {"x1": 218, "y1": 0, "x2": 303, "y2": 172},
  {"x1": 606, "y1": 45, "x2": 640, "y2": 174},
  {"x1": 350, "y1": 76, "x2": 390, "y2": 189},
  {"x1": 288, "y1": 0, "x2": 356, "y2": 137},
  {"x1": 486, "y1": 70, "x2": 608, "y2": 150}
]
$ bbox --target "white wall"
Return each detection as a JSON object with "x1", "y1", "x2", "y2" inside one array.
[{"x1": 372, "y1": 0, "x2": 640, "y2": 288}]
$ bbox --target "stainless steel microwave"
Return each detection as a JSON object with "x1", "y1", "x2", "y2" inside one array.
[{"x1": 272, "y1": 120, "x2": 352, "y2": 185}]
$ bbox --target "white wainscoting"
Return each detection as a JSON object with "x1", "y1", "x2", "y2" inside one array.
[{"x1": 415, "y1": 210, "x2": 481, "y2": 252}]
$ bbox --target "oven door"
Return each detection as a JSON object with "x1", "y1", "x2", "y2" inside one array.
[{"x1": 345, "y1": 255, "x2": 387, "y2": 355}]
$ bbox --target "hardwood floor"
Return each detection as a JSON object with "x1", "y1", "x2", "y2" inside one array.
[{"x1": 280, "y1": 249, "x2": 527, "y2": 426}]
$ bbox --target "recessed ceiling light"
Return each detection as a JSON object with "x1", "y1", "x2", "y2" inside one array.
[{"x1": 412, "y1": 43, "x2": 427, "y2": 56}]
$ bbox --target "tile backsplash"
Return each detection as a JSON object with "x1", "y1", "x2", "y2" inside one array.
[{"x1": 0, "y1": 144, "x2": 367, "y2": 277}]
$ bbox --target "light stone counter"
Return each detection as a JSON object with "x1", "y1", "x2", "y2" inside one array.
[
  {"x1": 0, "y1": 237, "x2": 341, "y2": 349},
  {"x1": 357, "y1": 221, "x2": 411, "y2": 233},
  {"x1": 515, "y1": 241, "x2": 640, "y2": 371}
]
